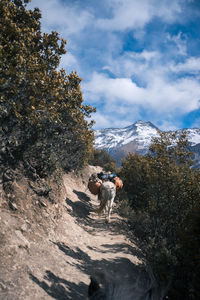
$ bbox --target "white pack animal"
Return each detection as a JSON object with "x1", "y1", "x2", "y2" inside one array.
[{"x1": 96, "y1": 181, "x2": 116, "y2": 222}]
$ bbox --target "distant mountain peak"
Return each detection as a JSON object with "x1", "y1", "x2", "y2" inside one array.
[
  {"x1": 94, "y1": 120, "x2": 160, "y2": 151},
  {"x1": 124, "y1": 120, "x2": 159, "y2": 131},
  {"x1": 94, "y1": 120, "x2": 200, "y2": 166}
]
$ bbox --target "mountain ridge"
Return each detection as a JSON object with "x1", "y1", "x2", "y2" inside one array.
[{"x1": 94, "y1": 120, "x2": 200, "y2": 166}]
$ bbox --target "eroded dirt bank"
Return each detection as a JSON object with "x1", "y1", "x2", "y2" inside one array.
[{"x1": 0, "y1": 166, "x2": 141, "y2": 299}]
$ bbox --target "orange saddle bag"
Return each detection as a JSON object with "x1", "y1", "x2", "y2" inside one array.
[{"x1": 114, "y1": 177, "x2": 123, "y2": 190}]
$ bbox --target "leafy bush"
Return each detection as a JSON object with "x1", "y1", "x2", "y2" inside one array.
[
  {"x1": 88, "y1": 149, "x2": 118, "y2": 173},
  {"x1": 0, "y1": 0, "x2": 95, "y2": 175},
  {"x1": 170, "y1": 204, "x2": 200, "y2": 299},
  {"x1": 118, "y1": 198, "x2": 135, "y2": 218},
  {"x1": 120, "y1": 131, "x2": 200, "y2": 297}
]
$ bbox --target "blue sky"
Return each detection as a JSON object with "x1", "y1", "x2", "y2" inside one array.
[{"x1": 27, "y1": 0, "x2": 200, "y2": 130}]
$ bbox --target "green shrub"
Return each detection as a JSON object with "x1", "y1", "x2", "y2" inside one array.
[
  {"x1": 120, "y1": 131, "x2": 200, "y2": 297},
  {"x1": 0, "y1": 0, "x2": 95, "y2": 174},
  {"x1": 118, "y1": 198, "x2": 135, "y2": 218},
  {"x1": 88, "y1": 149, "x2": 118, "y2": 173}
]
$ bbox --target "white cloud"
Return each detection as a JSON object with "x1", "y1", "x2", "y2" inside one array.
[
  {"x1": 157, "y1": 120, "x2": 181, "y2": 131},
  {"x1": 145, "y1": 77, "x2": 200, "y2": 113},
  {"x1": 83, "y1": 72, "x2": 200, "y2": 117},
  {"x1": 91, "y1": 112, "x2": 112, "y2": 129},
  {"x1": 110, "y1": 50, "x2": 160, "y2": 75},
  {"x1": 155, "y1": 0, "x2": 182, "y2": 22},
  {"x1": 166, "y1": 32, "x2": 187, "y2": 56},
  {"x1": 27, "y1": 0, "x2": 93, "y2": 37},
  {"x1": 96, "y1": 0, "x2": 153, "y2": 31},
  {"x1": 96, "y1": 0, "x2": 182, "y2": 32},
  {"x1": 26, "y1": 0, "x2": 200, "y2": 130},
  {"x1": 83, "y1": 72, "x2": 144, "y2": 104},
  {"x1": 137, "y1": 50, "x2": 158, "y2": 61},
  {"x1": 84, "y1": 72, "x2": 200, "y2": 130},
  {"x1": 171, "y1": 57, "x2": 200, "y2": 73},
  {"x1": 91, "y1": 107, "x2": 140, "y2": 129},
  {"x1": 59, "y1": 52, "x2": 78, "y2": 71}
]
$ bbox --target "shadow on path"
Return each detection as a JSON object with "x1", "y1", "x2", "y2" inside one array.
[
  {"x1": 54, "y1": 241, "x2": 144, "y2": 281},
  {"x1": 30, "y1": 186, "x2": 146, "y2": 299},
  {"x1": 30, "y1": 270, "x2": 87, "y2": 300},
  {"x1": 65, "y1": 189, "x2": 111, "y2": 231},
  {"x1": 29, "y1": 240, "x2": 146, "y2": 299},
  {"x1": 73, "y1": 190, "x2": 91, "y2": 203},
  {"x1": 65, "y1": 189, "x2": 131, "y2": 236},
  {"x1": 65, "y1": 187, "x2": 145, "y2": 260},
  {"x1": 66, "y1": 197, "x2": 90, "y2": 219}
]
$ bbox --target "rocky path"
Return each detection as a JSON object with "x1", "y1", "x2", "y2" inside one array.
[{"x1": 0, "y1": 168, "x2": 140, "y2": 299}]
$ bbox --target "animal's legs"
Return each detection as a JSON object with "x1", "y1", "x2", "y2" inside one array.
[
  {"x1": 107, "y1": 196, "x2": 114, "y2": 222},
  {"x1": 96, "y1": 181, "x2": 116, "y2": 222},
  {"x1": 106, "y1": 200, "x2": 111, "y2": 222}
]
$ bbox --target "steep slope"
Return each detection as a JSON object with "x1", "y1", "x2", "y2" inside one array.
[{"x1": 0, "y1": 166, "x2": 141, "y2": 299}]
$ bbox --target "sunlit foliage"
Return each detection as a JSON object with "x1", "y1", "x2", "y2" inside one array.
[{"x1": 0, "y1": 0, "x2": 95, "y2": 174}]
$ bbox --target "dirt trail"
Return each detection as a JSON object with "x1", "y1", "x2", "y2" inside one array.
[{"x1": 0, "y1": 167, "x2": 140, "y2": 299}]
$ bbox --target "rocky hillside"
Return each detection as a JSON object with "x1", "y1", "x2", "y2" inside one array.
[{"x1": 0, "y1": 165, "x2": 143, "y2": 299}]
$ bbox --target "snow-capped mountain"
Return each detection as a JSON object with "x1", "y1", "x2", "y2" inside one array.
[
  {"x1": 95, "y1": 120, "x2": 159, "y2": 152},
  {"x1": 94, "y1": 120, "x2": 200, "y2": 166}
]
